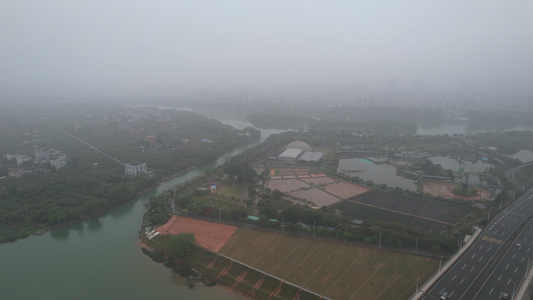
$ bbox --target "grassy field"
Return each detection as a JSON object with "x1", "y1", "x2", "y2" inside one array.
[
  {"x1": 219, "y1": 228, "x2": 439, "y2": 300},
  {"x1": 217, "y1": 184, "x2": 246, "y2": 198}
]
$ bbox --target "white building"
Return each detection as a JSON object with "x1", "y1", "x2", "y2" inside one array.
[
  {"x1": 15, "y1": 155, "x2": 32, "y2": 165},
  {"x1": 35, "y1": 148, "x2": 52, "y2": 162},
  {"x1": 50, "y1": 155, "x2": 67, "y2": 169},
  {"x1": 125, "y1": 162, "x2": 147, "y2": 175},
  {"x1": 278, "y1": 148, "x2": 304, "y2": 163}
]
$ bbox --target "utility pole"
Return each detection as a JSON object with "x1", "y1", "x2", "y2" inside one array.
[
  {"x1": 415, "y1": 236, "x2": 419, "y2": 253},
  {"x1": 344, "y1": 225, "x2": 348, "y2": 244}
]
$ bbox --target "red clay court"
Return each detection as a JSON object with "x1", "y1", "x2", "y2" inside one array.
[{"x1": 156, "y1": 216, "x2": 237, "y2": 252}]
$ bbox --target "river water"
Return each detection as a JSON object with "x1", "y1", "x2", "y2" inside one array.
[
  {"x1": 1, "y1": 108, "x2": 530, "y2": 299},
  {"x1": 0, "y1": 117, "x2": 284, "y2": 300}
]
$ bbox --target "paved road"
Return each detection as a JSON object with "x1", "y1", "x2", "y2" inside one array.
[
  {"x1": 506, "y1": 162, "x2": 533, "y2": 190},
  {"x1": 474, "y1": 216, "x2": 533, "y2": 299},
  {"x1": 421, "y1": 187, "x2": 533, "y2": 300}
]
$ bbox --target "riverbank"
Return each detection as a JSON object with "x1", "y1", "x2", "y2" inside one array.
[{"x1": 141, "y1": 232, "x2": 326, "y2": 300}]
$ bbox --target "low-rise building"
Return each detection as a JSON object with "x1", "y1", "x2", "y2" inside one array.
[
  {"x1": 50, "y1": 155, "x2": 67, "y2": 169},
  {"x1": 125, "y1": 161, "x2": 147, "y2": 175}
]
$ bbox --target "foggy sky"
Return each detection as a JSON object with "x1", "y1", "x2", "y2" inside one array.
[{"x1": 1, "y1": 1, "x2": 532, "y2": 99}]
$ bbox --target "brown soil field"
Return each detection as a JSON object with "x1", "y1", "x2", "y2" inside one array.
[
  {"x1": 301, "y1": 176, "x2": 336, "y2": 185},
  {"x1": 219, "y1": 228, "x2": 438, "y2": 300},
  {"x1": 325, "y1": 181, "x2": 370, "y2": 199},
  {"x1": 423, "y1": 181, "x2": 491, "y2": 200},
  {"x1": 290, "y1": 188, "x2": 342, "y2": 207},
  {"x1": 155, "y1": 216, "x2": 237, "y2": 252},
  {"x1": 266, "y1": 178, "x2": 309, "y2": 193},
  {"x1": 270, "y1": 168, "x2": 326, "y2": 179}
]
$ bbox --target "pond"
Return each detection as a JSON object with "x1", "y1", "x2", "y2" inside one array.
[{"x1": 337, "y1": 158, "x2": 417, "y2": 191}]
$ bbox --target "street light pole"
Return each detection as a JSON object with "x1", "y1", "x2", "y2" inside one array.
[
  {"x1": 512, "y1": 281, "x2": 516, "y2": 300},
  {"x1": 313, "y1": 221, "x2": 316, "y2": 238},
  {"x1": 379, "y1": 232, "x2": 382, "y2": 248},
  {"x1": 282, "y1": 217, "x2": 285, "y2": 233},
  {"x1": 488, "y1": 207, "x2": 495, "y2": 223},
  {"x1": 439, "y1": 256, "x2": 443, "y2": 272},
  {"x1": 415, "y1": 236, "x2": 419, "y2": 253},
  {"x1": 218, "y1": 207, "x2": 221, "y2": 222},
  {"x1": 344, "y1": 225, "x2": 348, "y2": 244}
]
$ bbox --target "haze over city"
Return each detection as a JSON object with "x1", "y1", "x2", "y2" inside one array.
[{"x1": 1, "y1": 1, "x2": 532, "y2": 103}]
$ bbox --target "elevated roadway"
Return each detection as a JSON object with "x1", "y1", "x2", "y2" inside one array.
[{"x1": 419, "y1": 160, "x2": 533, "y2": 300}]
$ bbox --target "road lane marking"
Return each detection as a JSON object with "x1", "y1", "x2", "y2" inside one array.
[
  {"x1": 489, "y1": 288, "x2": 494, "y2": 294},
  {"x1": 498, "y1": 275, "x2": 502, "y2": 281},
  {"x1": 479, "y1": 256, "x2": 483, "y2": 261},
  {"x1": 470, "y1": 266, "x2": 475, "y2": 272},
  {"x1": 460, "y1": 278, "x2": 465, "y2": 284},
  {"x1": 506, "y1": 264, "x2": 510, "y2": 269},
  {"x1": 480, "y1": 245, "x2": 484, "y2": 249},
  {"x1": 471, "y1": 254, "x2": 476, "y2": 259},
  {"x1": 513, "y1": 254, "x2": 516, "y2": 259},
  {"x1": 516, "y1": 267, "x2": 519, "y2": 272},
  {"x1": 452, "y1": 275, "x2": 456, "y2": 281},
  {"x1": 509, "y1": 278, "x2": 512, "y2": 284},
  {"x1": 462, "y1": 264, "x2": 466, "y2": 269}
]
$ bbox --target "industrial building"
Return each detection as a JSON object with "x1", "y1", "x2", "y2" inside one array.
[{"x1": 277, "y1": 148, "x2": 304, "y2": 163}]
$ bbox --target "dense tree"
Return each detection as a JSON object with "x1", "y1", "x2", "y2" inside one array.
[{"x1": 168, "y1": 233, "x2": 196, "y2": 259}]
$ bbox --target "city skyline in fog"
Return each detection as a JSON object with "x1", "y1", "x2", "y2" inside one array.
[{"x1": 1, "y1": 1, "x2": 532, "y2": 101}]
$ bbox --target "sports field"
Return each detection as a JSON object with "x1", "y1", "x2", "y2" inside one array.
[
  {"x1": 219, "y1": 228, "x2": 438, "y2": 300},
  {"x1": 155, "y1": 216, "x2": 237, "y2": 252}
]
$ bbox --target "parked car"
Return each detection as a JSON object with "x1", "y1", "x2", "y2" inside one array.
[{"x1": 440, "y1": 291, "x2": 448, "y2": 299}]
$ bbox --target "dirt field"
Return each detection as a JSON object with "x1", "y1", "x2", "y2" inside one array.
[
  {"x1": 269, "y1": 168, "x2": 326, "y2": 179},
  {"x1": 301, "y1": 176, "x2": 336, "y2": 185},
  {"x1": 325, "y1": 181, "x2": 370, "y2": 199},
  {"x1": 155, "y1": 216, "x2": 237, "y2": 252},
  {"x1": 423, "y1": 181, "x2": 491, "y2": 200},
  {"x1": 219, "y1": 228, "x2": 438, "y2": 300},
  {"x1": 290, "y1": 188, "x2": 342, "y2": 207},
  {"x1": 266, "y1": 178, "x2": 308, "y2": 193}
]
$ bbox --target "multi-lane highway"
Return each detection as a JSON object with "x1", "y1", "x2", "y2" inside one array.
[{"x1": 422, "y1": 187, "x2": 533, "y2": 299}]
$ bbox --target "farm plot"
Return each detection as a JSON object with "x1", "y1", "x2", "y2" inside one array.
[
  {"x1": 332, "y1": 201, "x2": 447, "y2": 230},
  {"x1": 356, "y1": 190, "x2": 469, "y2": 224},
  {"x1": 423, "y1": 181, "x2": 491, "y2": 200},
  {"x1": 324, "y1": 181, "x2": 370, "y2": 199},
  {"x1": 301, "y1": 176, "x2": 336, "y2": 185},
  {"x1": 219, "y1": 228, "x2": 438, "y2": 300},
  {"x1": 266, "y1": 179, "x2": 309, "y2": 193},
  {"x1": 289, "y1": 188, "x2": 341, "y2": 207}
]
